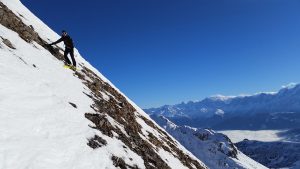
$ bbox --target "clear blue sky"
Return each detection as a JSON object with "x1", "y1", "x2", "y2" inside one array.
[{"x1": 22, "y1": 0, "x2": 300, "y2": 108}]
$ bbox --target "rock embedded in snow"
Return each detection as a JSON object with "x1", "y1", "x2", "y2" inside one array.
[{"x1": 1, "y1": 36, "x2": 15, "y2": 49}]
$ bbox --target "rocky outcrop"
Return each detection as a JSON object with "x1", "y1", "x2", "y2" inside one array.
[
  {"x1": 0, "y1": 2, "x2": 38, "y2": 42},
  {"x1": 0, "y1": 1, "x2": 64, "y2": 59}
]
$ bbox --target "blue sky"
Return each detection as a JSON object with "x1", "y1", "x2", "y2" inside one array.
[{"x1": 22, "y1": 0, "x2": 300, "y2": 108}]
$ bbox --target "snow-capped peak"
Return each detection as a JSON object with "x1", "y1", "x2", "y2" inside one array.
[
  {"x1": 282, "y1": 82, "x2": 298, "y2": 90},
  {"x1": 208, "y1": 95, "x2": 236, "y2": 101}
]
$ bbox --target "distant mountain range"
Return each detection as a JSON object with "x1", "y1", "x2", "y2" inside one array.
[{"x1": 144, "y1": 84, "x2": 300, "y2": 130}]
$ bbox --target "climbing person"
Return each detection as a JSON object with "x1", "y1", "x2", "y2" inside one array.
[{"x1": 49, "y1": 30, "x2": 76, "y2": 68}]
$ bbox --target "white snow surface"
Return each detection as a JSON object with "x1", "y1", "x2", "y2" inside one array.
[
  {"x1": 0, "y1": 0, "x2": 206, "y2": 168},
  {"x1": 158, "y1": 148, "x2": 189, "y2": 169}
]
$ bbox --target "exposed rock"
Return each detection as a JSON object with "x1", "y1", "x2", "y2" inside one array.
[
  {"x1": 112, "y1": 156, "x2": 139, "y2": 169},
  {"x1": 68, "y1": 102, "x2": 77, "y2": 108},
  {"x1": 0, "y1": 2, "x2": 64, "y2": 60},
  {"x1": 1, "y1": 36, "x2": 15, "y2": 49},
  {"x1": 87, "y1": 135, "x2": 107, "y2": 149},
  {"x1": 0, "y1": 2, "x2": 38, "y2": 42}
]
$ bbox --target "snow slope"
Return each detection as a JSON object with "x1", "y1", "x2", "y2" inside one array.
[
  {"x1": 0, "y1": 0, "x2": 207, "y2": 168},
  {"x1": 151, "y1": 115, "x2": 268, "y2": 169}
]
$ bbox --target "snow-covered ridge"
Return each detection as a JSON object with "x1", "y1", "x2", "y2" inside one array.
[
  {"x1": 151, "y1": 115, "x2": 268, "y2": 169},
  {"x1": 0, "y1": 0, "x2": 207, "y2": 168}
]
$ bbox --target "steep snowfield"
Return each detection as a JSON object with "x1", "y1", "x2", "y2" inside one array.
[
  {"x1": 0, "y1": 0, "x2": 207, "y2": 168},
  {"x1": 0, "y1": 23, "x2": 111, "y2": 168},
  {"x1": 0, "y1": 4, "x2": 142, "y2": 169},
  {"x1": 151, "y1": 115, "x2": 268, "y2": 169}
]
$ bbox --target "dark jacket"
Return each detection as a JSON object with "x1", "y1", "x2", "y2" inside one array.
[{"x1": 52, "y1": 35, "x2": 74, "y2": 48}]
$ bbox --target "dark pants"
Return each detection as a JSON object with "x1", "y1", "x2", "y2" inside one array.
[{"x1": 64, "y1": 47, "x2": 76, "y2": 67}]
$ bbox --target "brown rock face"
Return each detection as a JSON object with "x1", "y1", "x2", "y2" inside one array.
[
  {"x1": 0, "y1": 1, "x2": 65, "y2": 60},
  {"x1": 0, "y1": 2, "x2": 207, "y2": 169},
  {"x1": 0, "y1": 2, "x2": 38, "y2": 42}
]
